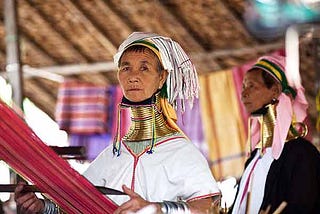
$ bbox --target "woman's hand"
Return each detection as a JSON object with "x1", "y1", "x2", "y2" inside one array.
[
  {"x1": 14, "y1": 181, "x2": 44, "y2": 214},
  {"x1": 114, "y1": 185, "x2": 160, "y2": 214}
]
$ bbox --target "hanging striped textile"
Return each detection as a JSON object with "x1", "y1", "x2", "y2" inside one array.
[
  {"x1": 0, "y1": 100, "x2": 117, "y2": 213},
  {"x1": 199, "y1": 70, "x2": 247, "y2": 180},
  {"x1": 176, "y1": 98, "x2": 207, "y2": 157},
  {"x1": 55, "y1": 80, "x2": 109, "y2": 134}
]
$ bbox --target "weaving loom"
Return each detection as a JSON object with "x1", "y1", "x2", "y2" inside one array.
[{"x1": 0, "y1": 100, "x2": 118, "y2": 213}]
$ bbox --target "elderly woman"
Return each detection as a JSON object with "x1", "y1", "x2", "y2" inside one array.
[
  {"x1": 231, "y1": 55, "x2": 320, "y2": 213},
  {"x1": 15, "y1": 32, "x2": 220, "y2": 213}
]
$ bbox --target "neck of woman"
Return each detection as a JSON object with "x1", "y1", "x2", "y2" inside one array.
[
  {"x1": 258, "y1": 103, "x2": 277, "y2": 148},
  {"x1": 122, "y1": 93, "x2": 178, "y2": 142},
  {"x1": 254, "y1": 103, "x2": 303, "y2": 150}
]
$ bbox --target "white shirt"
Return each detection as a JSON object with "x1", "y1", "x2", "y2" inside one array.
[
  {"x1": 83, "y1": 135, "x2": 220, "y2": 205},
  {"x1": 232, "y1": 148, "x2": 274, "y2": 214}
]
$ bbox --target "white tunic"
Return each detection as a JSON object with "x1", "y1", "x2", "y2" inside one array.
[
  {"x1": 232, "y1": 148, "x2": 273, "y2": 214},
  {"x1": 83, "y1": 135, "x2": 220, "y2": 205}
]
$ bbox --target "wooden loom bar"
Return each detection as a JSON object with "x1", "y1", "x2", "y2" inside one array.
[{"x1": 0, "y1": 100, "x2": 117, "y2": 213}]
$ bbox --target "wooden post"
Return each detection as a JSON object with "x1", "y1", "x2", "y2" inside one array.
[
  {"x1": 4, "y1": 1, "x2": 24, "y2": 212},
  {"x1": 4, "y1": 0, "x2": 23, "y2": 109}
]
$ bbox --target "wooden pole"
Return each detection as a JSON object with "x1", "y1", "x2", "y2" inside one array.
[
  {"x1": 4, "y1": 0, "x2": 23, "y2": 109},
  {"x1": 4, "y1": 1, "x2": 24, "y2": 211}
]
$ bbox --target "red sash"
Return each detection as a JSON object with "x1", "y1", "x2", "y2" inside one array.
[{"x1": 0, "y1": 100, "x2": 117, "y2": 213}]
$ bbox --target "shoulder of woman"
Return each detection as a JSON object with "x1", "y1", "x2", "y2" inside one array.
[
  {"x1": 282, "y1": 137, "x2": 320, "y2": 161},
  {"x1": 285, "y1": 137, "x2": 318, "y2": 151}
]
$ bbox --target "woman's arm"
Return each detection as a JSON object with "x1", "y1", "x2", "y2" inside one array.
[
  {"x1": 14, "y1": 182, "x2": 46, "y2": 213},
  {"x1": 188, "y1": 196, "x2": 220, "y2": 214},
  {"x1": 114, "y1": 185, "x2": 220, "y2": 214}
]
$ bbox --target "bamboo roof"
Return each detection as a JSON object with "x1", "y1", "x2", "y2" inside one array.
[{"x1": 0, "y1": 0, "x2": 318, "y2": 136}]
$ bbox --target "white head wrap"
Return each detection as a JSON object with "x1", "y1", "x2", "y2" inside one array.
[{"x1": 114, "y1": 32, "x2": 199, "y2": 112}]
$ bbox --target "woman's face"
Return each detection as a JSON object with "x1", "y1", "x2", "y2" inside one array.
[
  {"x1": 241, "y1": 69, "x2": 280, "y2": 113},
  {"x1": 117, "y1": 48, "x2": 167, "y2": 102}
]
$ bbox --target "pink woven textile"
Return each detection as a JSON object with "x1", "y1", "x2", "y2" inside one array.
[
  {"x1": 55, "y1": 80, "x2": 109, "y2": 134},
  {"x1": 0, "y1": 100, "x2": 117, "y2": 213}
]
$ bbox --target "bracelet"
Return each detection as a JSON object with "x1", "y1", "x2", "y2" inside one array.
[
  {"x1": 42, "y1": 199, "x2": 60, "y2": 214},
  {"x1": 158, "y1": 201, "x2": 190, "y2": 214}
]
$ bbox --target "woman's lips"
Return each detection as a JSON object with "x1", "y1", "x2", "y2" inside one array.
[
  {"x1": 243, "y1": 102, "x2": 251, "y2": 105},
  {"x1": 127, "y1": 88, "x2": 141, "y2": 91}
]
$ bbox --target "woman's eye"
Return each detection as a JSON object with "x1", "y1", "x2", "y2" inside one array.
[
  {"x1": 140, "y1": 66, "x2": 148, "y2": 71},
  {"x1": 246, "y1": 83, "x2": 254, "y2": 88},
  {"x1": 120, "y1": 67, "x2": 130, "y2": 72},
  {"x1": 242, "y1": 83, "x2": 253, "y2": 90}
]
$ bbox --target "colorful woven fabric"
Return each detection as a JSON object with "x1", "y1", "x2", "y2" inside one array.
[
  {"x1": 232, "y1": 60, "x2": 255, "y2": 136},
  {"x1": 176, "y1": 98, "x2": 207, "y2": 156},
  {"x1": 55, "y1": 80, "x2": 109, "y2": 134},
  {"x1": 109, "y1": 86, "x2": 131, "y2": 140},
  {"x1": 199, "y1": 70, "x2": 247, "y2": 179},
  {"x1": 0, "y1": 100, "x2": 117, "y2": 213},
  {"x1": 69, "y1": 133, "x2": 112, "y2": 161},
  {"x1": 67, "y1": 85, "x2": 131, "y2": 161}
]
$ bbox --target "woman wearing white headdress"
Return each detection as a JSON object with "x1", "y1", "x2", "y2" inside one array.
[{"x1": 14, "y1": 32, "x2": 221, "y2": 214}]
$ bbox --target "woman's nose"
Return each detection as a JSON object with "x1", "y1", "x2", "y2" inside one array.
[
  {"x1": 241, "y1": 90, "x2": 249, "y2": 99},
  {"x1": 128, "y1": 77, "x2": 138, "y2": 83},
  {"x1": 128, "y1": 71, "x2": 139, "y2": 83}
]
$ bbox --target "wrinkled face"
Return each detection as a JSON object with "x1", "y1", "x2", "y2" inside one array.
[
  {"x1": 117, "y1": 48, "x2": 167, "y2": 102},
  {"x1": 241, "y1": 69, "x2": 280, "y2": 113}
]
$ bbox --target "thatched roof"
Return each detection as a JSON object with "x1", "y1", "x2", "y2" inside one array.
[{"x1": 0, "y1": 0, "x2": 318, "y2": 136}]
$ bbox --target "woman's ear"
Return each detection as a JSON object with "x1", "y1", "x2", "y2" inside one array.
[
  {"x1": 159, "y1": 70, "x2": 168, "y2": 89},
  {"x1": 272, "y1": 83, "x2": 282, "y2": 98}
]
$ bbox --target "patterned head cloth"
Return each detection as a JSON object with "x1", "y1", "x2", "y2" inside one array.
[
  {"x1": 249, "y1": 55, "x2": 309, "y2": 159},
  {"x1": 114, "y1": 32, "x2": 200, "y2": 113},
  {"x1": 251, "y1": 56, "x2": 296, "y2": 97}
]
